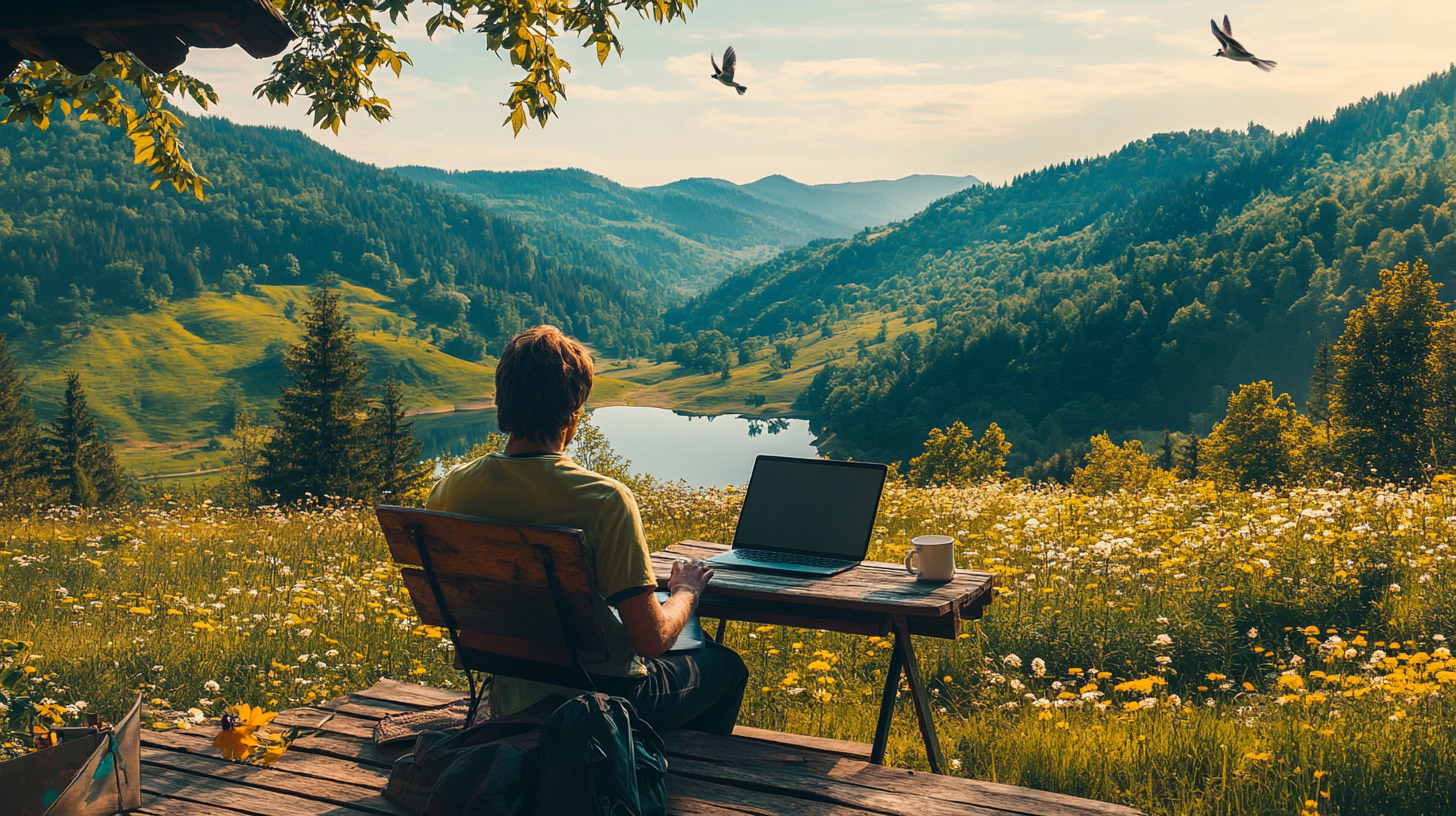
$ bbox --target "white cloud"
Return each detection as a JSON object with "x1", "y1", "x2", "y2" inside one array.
[{"x1": 782, "y1": 58, "x2": 942, "y2": 79}]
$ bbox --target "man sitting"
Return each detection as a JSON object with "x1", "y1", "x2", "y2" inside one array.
[{"x1": 427, "y1": 325, "x2": 749, "y2": 734}]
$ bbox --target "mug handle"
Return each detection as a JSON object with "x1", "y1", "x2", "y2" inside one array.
[{"x1": 904, "y1": 549, "x2": 920, "y2": 576}]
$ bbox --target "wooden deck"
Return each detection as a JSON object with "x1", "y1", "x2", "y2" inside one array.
[{"x1": 135, "y1": 679, "x2": 1143, "y2": 816}]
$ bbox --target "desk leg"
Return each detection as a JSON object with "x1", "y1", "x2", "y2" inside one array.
[
  {"x1": 869, "y1": 626, "x2": 903, "y2": 766},
  {"x1": 713, "y1": 618, "x2": 727, "y2": 644},
  {"x1": 893, "y1": 616, "x2": 945, "y2": 775}
]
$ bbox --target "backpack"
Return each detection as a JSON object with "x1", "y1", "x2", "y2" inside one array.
[
  {"x1": 384, "y1": 714, "x2": 543, "y2": 816},
  {"x1": 531, "y1": 693, "x2": 669, "y2": 816}
]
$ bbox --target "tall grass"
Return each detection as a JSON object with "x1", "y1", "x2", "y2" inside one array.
[{"x1": 4, "y1": 478, "x2": 1456, "y2": 815}]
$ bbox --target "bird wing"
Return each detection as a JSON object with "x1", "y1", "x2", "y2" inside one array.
[
  {"x1": 710, "y1": 51, "x2": 720, "y2": 75},
  {"x1": 1222, "y1": 15, "x2": 1233, "y2": 38},
  {"x1": 1210, "y1": 19, "x2": 1229, "y2": 47},
  {"x1": 721, "y1": 46, "x2": 737, "y2": 82},
  {"x1": 1222, "y1": 34, "x2": 1253, "y2": 58}
]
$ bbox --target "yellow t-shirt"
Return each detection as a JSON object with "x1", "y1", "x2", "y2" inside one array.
[{"x1": 425, "y1": 452, "x2": 656, "y2": 715}]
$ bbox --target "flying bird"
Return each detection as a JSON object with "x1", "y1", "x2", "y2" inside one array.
[
  {"x1": 1210, "y1": 15, "x2": 1276, "y2": 72},
  {"x1": 710, "y1": 47, "x2": 747, "y2": 95}
]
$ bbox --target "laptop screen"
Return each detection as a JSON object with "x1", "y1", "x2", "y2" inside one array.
[{"x1": 731, "y1": 456, "x2": 888, "y2": 559}]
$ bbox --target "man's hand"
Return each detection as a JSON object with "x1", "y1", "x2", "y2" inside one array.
[{"x1": 668, "y1": 558, "x2": 714, "y2": 601}]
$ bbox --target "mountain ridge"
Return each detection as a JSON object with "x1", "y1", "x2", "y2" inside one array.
[{"x1": 671, "y1": 68, "x2": 1456, "y2": 470}]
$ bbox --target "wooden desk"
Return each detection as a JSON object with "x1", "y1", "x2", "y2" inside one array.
[{"x1": 653, "y1": 541, "x2": 997, "y2": 775}]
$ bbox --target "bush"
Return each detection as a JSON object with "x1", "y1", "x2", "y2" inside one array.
[
  {"x1": 1071, "y1": 433, "x2": 1172, "y2": 493},
  {"x1": 908, "y1": 421, "x2": 1009, "y2": 486},
  {"x1": 1204, "y1": 381, "x2": 1325, "y2": 488}
]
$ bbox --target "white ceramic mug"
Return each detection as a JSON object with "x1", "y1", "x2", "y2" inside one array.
[{"x1": 905, "y1": 535, "x2": 956, "y2": 582}]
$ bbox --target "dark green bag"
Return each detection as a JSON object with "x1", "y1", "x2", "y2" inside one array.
[
  {"x1": 531, "y1": 694, "x2": 668, "y2": 816},
  {"x1": 384, "y1": 714, "x2": 543, "y2": 816}
]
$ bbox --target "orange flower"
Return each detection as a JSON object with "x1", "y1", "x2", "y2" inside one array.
[{"x1": 212, "y1": 703, "x2": 277, "y2": 762}]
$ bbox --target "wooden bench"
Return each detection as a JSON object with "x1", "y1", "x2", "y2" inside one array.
[{"x1": 135, "y1": 680, "x2": 1147, "y2": 816}]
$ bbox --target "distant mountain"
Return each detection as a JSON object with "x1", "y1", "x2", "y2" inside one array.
[
  {"x1": 391, "y1": 166, "x2": 847, "y2": 293},
  {"x1": 393, "y1": 167, "x2": 982, "y2": 293},
  {"x1": 649, "y1": 173, "x2": 983, "y2": 233},
  {"x1": 672, "y1": 69, "x2": 1456, "y2": 470}
]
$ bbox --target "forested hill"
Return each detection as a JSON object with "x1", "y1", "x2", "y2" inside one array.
[
  {"x1": 0, "y1": 113, "x2": 661, "y2": 355},
  {"x1": 672, "y1": 68, "x2": 1456, "y2": 470},
  {"x1": 392, "y1": 165, "x2": 848, "y2": 292},
  {"x1": 391, "y1": 167, "x2": 980, "y2": 293}
]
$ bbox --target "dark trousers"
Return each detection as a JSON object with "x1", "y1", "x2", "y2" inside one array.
[
  {"x1": 622, "y1": 641, "x2": 749, "y2": 736},
  {"x1": 528, "y1": 641, "x2": 748, "y2": 735}
]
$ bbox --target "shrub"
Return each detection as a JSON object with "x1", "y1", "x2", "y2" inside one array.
[
  {"x1": 1071, "y1": 433, "x2": 1172, "y2": 494},
  {"x1": 908, "y1": 421, "x2": 1009, "y2": 486}
]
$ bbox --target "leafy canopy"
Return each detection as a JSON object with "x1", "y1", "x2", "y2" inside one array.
[
  {"x1": 907, "y1": 421, "x2": 1009, "y2": 487},
  {"x1": 0, "y1": 0, "x2": 697, "y2": 198}
]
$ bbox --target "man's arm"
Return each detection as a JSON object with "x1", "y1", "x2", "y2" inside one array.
[{"x1": 616, "y1": 559, "x2": 713, "y2": 659}]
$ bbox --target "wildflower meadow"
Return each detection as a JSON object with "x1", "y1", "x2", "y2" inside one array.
[{"x1": 4, "y1": 475, "x2": 1456, "y2": 815}]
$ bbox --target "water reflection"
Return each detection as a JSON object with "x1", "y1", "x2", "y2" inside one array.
[{"x1": 411, "y1": 405, "x2": 821, "y2": 487}]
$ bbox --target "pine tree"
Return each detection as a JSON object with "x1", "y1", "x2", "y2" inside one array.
[
  {"x1": 44, "y1": 371, "x2": 127, "y2": 506},
  {"x1": 1178, "y1": 432, "x2": 1201, "y2": 480},
  {"x1": 1429, "y1": 316, "x2": 1456, "y2": 472},
  {"x1": 1159, "y1": 428, "x2": 1175, "y2": 471},
  {"x1": 1306, "y1": 333, "x2": 1335, "y2": 442},
  {"x1": 365, "y1": 371, "x2": 429, "y2": 502},
  {"x1": 1330, "y1": 261, "x2": 1447, "y2": 481},
  {"x1": 257, "y1": 278, "x2": 372, "y2": 501},
  {"x1": 0, "y1": 335, "x2": 49, "y2": 509}
]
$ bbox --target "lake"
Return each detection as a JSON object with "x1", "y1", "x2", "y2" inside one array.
[{"x1": 412, "y1": 405, "x2": 821, "y2": 487}]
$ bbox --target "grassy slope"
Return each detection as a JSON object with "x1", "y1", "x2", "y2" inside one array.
[{"x1": 12, "y1": 284, "x2": 497, "y2": 474}]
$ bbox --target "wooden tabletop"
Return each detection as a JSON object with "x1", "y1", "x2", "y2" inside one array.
[
  {"x1": 133, "y1": 679, "x2": 1142, "y2": 816},
  {"x1": 653, "y1": 541, "x2": 996, "y2": 619}
]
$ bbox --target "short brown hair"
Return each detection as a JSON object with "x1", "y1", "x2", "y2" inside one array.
[{"x1": 495, "y1": 326, "x2": 594, "y2": 444}]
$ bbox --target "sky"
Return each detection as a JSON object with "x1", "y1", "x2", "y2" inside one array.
[{"x1": 177, "y1": 1, "x2": 1456, "y2": 188}]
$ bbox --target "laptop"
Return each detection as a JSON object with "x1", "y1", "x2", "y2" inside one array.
[{"x1": 706, "y1": 455, "x2": 888, "y2": 577}]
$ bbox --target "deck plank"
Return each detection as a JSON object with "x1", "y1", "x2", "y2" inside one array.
[
  {"x1": 140, "y1": 746, "x2": 403, "y2": 815},
  {"x1": 349, "y1": 678, "x2": 464, "y2": 709},
  {"x1": 272, "y1": 706, "x2": 381, "y2": 739},
  {"x1": 141, "y1": 764, "x2": 378, "y2": 816},
  {"x1": 142, "y1": 729, "x2": 391, "y2": 789},
  {"x1": 664, "y1": 731, "x2": 1141, "y2": 816},
  {"x1": 135, "y1": 792, "x2": 261, "y2": 816},
  {"x1": 319, "y1": 695, "x2": 423, "y2": 720},
  {"x1": 143, "y1": 721, "x2": 404, "y2": 767},
  {"x1": 730, "y1": 725, "x2": 872, "y2": 760},
  {"x1": 669, "y1": 773, "x2": 884, "y2": 815}
]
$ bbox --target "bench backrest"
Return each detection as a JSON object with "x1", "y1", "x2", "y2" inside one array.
[{"x1": 376, "y1": 505, "x2": 613, "y2": 688}]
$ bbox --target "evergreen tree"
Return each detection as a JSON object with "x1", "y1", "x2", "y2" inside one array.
[
  {"x1": 44, "y1": 371, "x2": 127, "y2": 506},
  {"x1": 1330, "y1": 261, "x2": 1447, "y2": 481},
  {"x1": 258, "y1": 278, "x2": 372, "y2": 501},
  {"x1": 365, "y1": 371, "x2": 429, "y2": 502},
  {"x1": 1429, "y1": 316, "x2": 1456, "y2": 472},
  {"x1": 1178, "y1": 432, "x2": 1202, "y2": 480},
  {"x1": 0, "y1": 335, "x2": 48, "y2": 509},
  {"x1": 1306, "y1": 333, "x2": 1335, "y2": 442},
  {"x1": 1159, "y1": 429, "x2": 1175, "y2": 471}
]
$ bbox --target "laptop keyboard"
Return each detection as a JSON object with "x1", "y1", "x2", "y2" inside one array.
[{"x1": 733, "y1": 549, "x2": 852, "y2": 569}]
